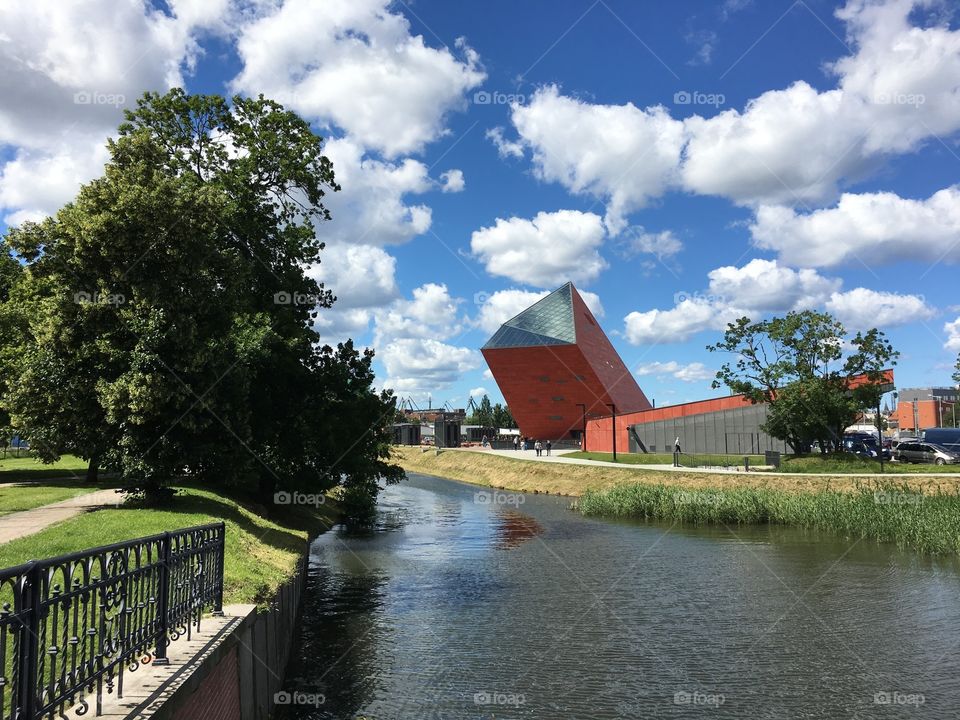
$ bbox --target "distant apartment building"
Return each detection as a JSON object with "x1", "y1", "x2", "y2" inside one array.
[{"x1": 895, "y1": 387, "x2": 958, "y2": 432}]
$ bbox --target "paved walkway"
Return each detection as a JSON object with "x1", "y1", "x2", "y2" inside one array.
[
  {"x1": 0, "y1": 488, "x2": 124, "y2": 543},
  {"x1": 454, "y1": 446, "x2": 960, "y2": 478},
  {"x1": 64, "y1": 605, "x2": 254, "y2": 719}
]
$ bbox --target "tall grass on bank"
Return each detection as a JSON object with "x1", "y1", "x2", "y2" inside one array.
[{"x1": 577, "y1": 482, "x2": 960, "y2": 555}]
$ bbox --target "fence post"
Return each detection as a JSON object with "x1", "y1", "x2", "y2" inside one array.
[
  {"x1": 20, "y1": 561, "x2": 42, "y2": 720},
  {"x1": 212, "y1": 522, "x2": 225, "y2": 616},
  {"x1": 154, "y1": 532, "x2": 172, "y2": 666}
]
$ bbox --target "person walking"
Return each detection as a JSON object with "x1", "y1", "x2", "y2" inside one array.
[
  {"x1": 535, "y1": 440, "x2": 542, "y2": 456},
  {"x1": 514, "y1": 435, "x2": 519, "y2": 451},
  {"x1": 521, "y1": 438, "x2": 527, "y2": 452},
  {"x1": 546, "y1": 439, "x2": 552, "y2": 456}
]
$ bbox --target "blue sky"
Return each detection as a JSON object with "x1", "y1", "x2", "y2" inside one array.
[{"x1": 1, "y1": 0, "x2": 959, "y2": 411}]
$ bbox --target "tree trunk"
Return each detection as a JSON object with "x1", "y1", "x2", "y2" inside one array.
[{"x1": 86, "y1": 452, "x2": 99, "y2": 483}]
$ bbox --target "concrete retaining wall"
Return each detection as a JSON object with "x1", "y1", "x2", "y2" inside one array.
[{"x1": 158, "y1": 555, "x2": 308, "y2": 720}]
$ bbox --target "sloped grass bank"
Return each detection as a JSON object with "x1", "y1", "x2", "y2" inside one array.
[
  {"x1": 578, "y1": 482, "x2": 960, "y2": 555},
  {"x1": 393, "y1": 447, "x2": 960, "y2": 496},
  {"x1": 0, "y1": 486, "x2": 337, "y2": 605}
]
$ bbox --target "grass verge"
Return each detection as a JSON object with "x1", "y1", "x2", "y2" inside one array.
[
  {"x1": 769, "y1": 453, "x2": 960, "y2": 474},
  {"x1": 577, "y1": 482, "x2": 960, "y2": 555},
  {"x1": 0, "y1": 485, "x2": 338, "y2": 605}
]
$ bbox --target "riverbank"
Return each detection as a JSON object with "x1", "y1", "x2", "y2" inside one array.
[
  {"x1": 578, "y1": 483, "x2": 960, "y2": 555},
  {"x1": 393, "y1": 446, "x2": 960, "y2": 496},
  {"x1": 395, "y1": 447, "x2": 960, "y2": 555}
]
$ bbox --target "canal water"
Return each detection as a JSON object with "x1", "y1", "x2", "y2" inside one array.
[{"x1": 277, "y1": 473, "x2": 960, "y2": 719}]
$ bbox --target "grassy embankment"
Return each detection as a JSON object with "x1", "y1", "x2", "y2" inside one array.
[
  {"x1": 395, "y1": 447, "x2": 960, "y2": 555},
  {"x1": 0, "y1": 484, "x2": 337, "y2": 605}
]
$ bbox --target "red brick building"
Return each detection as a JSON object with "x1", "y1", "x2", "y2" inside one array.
[
  {"x1": 481, "y1": 283, "x2": 651, "y2": 441},
  {"x1": 893, "y1": 387, "x2": 958, "y2": 432}
]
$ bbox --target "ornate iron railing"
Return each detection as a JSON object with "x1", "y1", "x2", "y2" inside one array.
[{"x1": 0, "y1": 522, "x2": 225, "y2": 719}]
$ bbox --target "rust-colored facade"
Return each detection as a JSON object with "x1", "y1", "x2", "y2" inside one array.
[
  {"x1": 481, "y1": 283, "x2": 651, "y2": 441},
  {"x1": 584, "y1": 369, "x2": 896, "y2": 453}
]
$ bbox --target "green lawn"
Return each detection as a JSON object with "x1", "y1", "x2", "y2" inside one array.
[
  {"x1": 0, "y1": 486, "x2": 336, "y2": 605},
  {"x1": 768, "y1": 454, "x2": 960, "y2": 474},
  {"x1": 0, "y1": 453, "x2": 90, "y2": 482},
  {"x1": 0, "y1": 482, "x2": 102, "y2": 515}
]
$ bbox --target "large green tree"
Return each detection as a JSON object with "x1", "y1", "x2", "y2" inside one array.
[
  {"x1": 2, "y1": 89, "x2": 400, "y2": 509},
  {"x1": 708, "y1": 311, "x2": 898, "y2": 453}
]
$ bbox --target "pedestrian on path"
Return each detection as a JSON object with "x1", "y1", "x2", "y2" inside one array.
[
  {"x1": 546, "y1": 440, "x2": 552, "y2": 456},
  {"x1": 535, "y1": 440, "x2": 542, "y2": 456},
  {"x1": 514, "y1": 436, "x2": 519, "y2": 451},
  {"x1": 521, "y1": 438, "x2": 527, "y2": 451}
]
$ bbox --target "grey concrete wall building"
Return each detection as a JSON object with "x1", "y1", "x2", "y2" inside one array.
[{"x1": 627, "y1": 402, "x2": 789, "y2": 455}]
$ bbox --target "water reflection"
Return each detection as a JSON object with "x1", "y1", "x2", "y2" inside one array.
[
  {"x1": 492, "y1": 509, "x2": 543, "y2": 549},
  {"x1": 278, "y1": 474, "x2": 960, "y2": 719}
]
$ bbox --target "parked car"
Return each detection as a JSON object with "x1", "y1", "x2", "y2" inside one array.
[
  {"x1": 843, "y1": 433, "x2": 890, "y2": 460},
  {"x1": 842, "y1": 437, "x2": 879, "y2": 459},
  {"x1": 922, "y1": 428, "x2": 960, "y2": 455},
  {"x1": 896, "y1": 442, "x2": 960, "y2": 465}
]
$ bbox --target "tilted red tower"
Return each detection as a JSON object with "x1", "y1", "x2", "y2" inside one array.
[{"x1": 481, "y1": 282, "x2": 651, "y2": 441}]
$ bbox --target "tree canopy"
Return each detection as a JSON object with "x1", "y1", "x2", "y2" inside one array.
[
  {"x1": 708, "y1": 311, "x2": 898, "y2": 453},
  {"x1": 0, "y1": 89, "x2": 400, "y2": 514}
]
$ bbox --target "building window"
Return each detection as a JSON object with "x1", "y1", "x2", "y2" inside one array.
[
  {"x1": 549, "y1": 415, "x2": 563, "y2": 421},
  {"x1": 552, "y1": 396, "x2": 565, "y2": 402},
  {"x1": 539, "y1": 376, "x2": 550, "y2": 382}
]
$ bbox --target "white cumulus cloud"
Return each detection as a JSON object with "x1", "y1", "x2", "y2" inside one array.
[
  {"x1": 825, "y1": 288, "x2": 936, "y2": 330},
  {"x1": 944, "y1": 317, "x2": 960, "y2": 352},
  {"x1": 509, "y1": 86, "x2": 685, "y2": 233},
  {"x1": 750, "y1": 186, "x2": 960, "y2": 268},
  {"x1": 230, "y1": 0, "x2": 485, "y2": 158},
  {"x1": 470, "y1": 210, "x2": 608, "y2": 288},
  {"x1": 635, "y1": 360, "x2": 715, "y2": 382}
]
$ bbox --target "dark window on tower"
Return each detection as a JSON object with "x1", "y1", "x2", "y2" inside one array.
[
  {"x1": 552, "y1": 396, "x2": 565, "y2": 402},
  {"x1": 539, "y1": 376, "x2": 550, "y2": 382}
]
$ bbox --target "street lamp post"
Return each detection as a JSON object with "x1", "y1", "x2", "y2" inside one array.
[
  {"x1": 576, "y1": 403, "x2": 587, "y2": 450},
  {"x1": 606, "y1": 403, "x2": 617, "y2": 461},
  {"x1": 928, "y1": 394, "x2": 943, "y2": 428}
]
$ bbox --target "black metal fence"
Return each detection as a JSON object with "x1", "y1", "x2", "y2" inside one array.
[
  {"x1": 673, "y1": 452, "x2": 762, "y2": 470},
  {"x1": 0, "y1": 522, "x2": 225, "y2": 720}
]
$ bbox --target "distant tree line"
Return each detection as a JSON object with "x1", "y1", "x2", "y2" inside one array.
[
  {"x1": 0, "y1": 90, "x2": 402, "y2": 520},
  {"x1": 467, "y1": 394, "x2": 515, "y2": 430}
]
